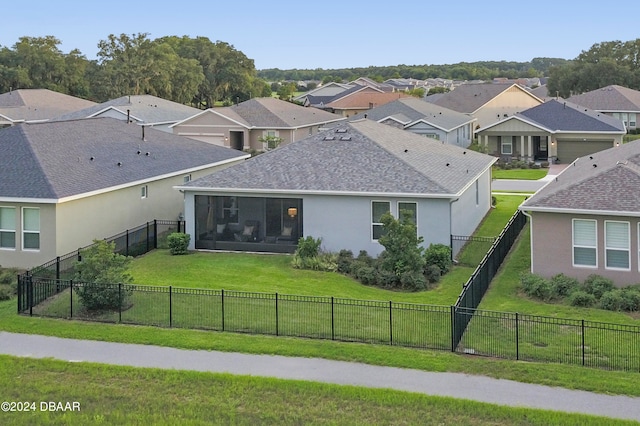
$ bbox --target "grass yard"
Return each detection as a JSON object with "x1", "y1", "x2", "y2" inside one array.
[
  {"x1": 492, "y1": 168, "x2": 548, "y2": 180},
  {"x1": 1, "y1": 356, "x2": 629, "y2": 426}
]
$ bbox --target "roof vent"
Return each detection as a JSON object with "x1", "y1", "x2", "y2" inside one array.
[
  {"x1": 90, "y1": 156, "x2": 95, "y2": 161},
  {"x1": 404, "y1": 149, "x2": 408, "y2": 153},
  {"x1": 117, "y1": 162, "x2": 122, "y2": 167},
  {"x1": 339, "y1": 136, "x2": 352, "y2": 141},
  {"x1": 335, "y1": 128, "x2": 348, "y2": 133},
  {"x1": 145, "y1": 152, "x2": 150, "y2": 156},
  {"x1": 324, "y1": 136, "x2": 336, "y2": 141},
  {"x1": 446, "y1": 163, "x2": 450, "y2": 167},
  {"x1": 593, "y1": 164, "x2": 597, "y2": 168}
]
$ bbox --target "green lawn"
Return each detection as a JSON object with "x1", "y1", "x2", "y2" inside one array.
[
  {"x1": 492, "y1": 168, "x2": 548, "y2": 180},
  {"x1": 1, "y1": 356, "x2": 629, "y2": 426}
]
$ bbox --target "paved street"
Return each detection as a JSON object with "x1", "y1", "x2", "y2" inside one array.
[{"x1": 1, "y1": 332, "x2": 639, "y2": 422}]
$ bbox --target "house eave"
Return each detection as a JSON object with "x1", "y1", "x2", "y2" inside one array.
[
  {"x1": 519, "y1": 205, "x2": 640, "y2": 217},
  {"x1": 173, "y1": 187, "x2": 460, "y2": 199}
]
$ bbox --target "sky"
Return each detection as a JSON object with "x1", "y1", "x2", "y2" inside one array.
[{"x1": 1, "y1": 1, "x2": 637, "y2": 71}]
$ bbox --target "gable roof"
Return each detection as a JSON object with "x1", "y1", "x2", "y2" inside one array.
[
  {"x1": 0, "y1": 118, "x2": 247, "y2": 202},
  {"x1": 568, "y1": 85, "x2": 640, "y2": 113},
  {"x1": 355, "y1": 97, "x2": 475, "y2": 131},
  {"x1": 0, "y1": 89, "x2": 96, "y2": 123},
  {"x1": 476, "y1": 100, "x2": 626, "y2": 134},
  {"x1": 428, "y1": 83, "x2": 542, "y2": 114},
  {"x1": 53, "y1": 94, "x2": 201, "y2": 125},
  {"x1": 324, "y1": 91, "x2": 408, "y2": 111},
  {"x1": 180, "y1": 119, "x2": 496, "y2": 197},
  {"x1": 174, "y1": 97, "x2": 345, "y2": 129},
  {"x1": 521, "y1": 140, "x2": 640, "y2": 215}
]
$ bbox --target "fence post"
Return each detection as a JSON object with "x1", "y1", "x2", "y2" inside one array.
[
  {"x1": 450, "y1": 305, "x2": 455, "y2": 352},
  {"x1": 389, "y1": 301, "x2": 393, "y2": 346},
  {"x1": 28, "y1": 274, "x2": 33, "y2": 317},
  {"x1": 56, "y1": 256, "x2": 60, "y2": 281},
  {"x1": 515, "y1": 312, "x2": 519, "y2": 361},
  {"x1": 118, "y1": 283, "x2": 122, "y2": 323},
  {"x1": 169, "y1": 285, "x2": 172, "y2": 328},
  {"x1": 275, "y1": 292, "x2": 279, "y2": 336},
  {"x1": 70, "y1": 280, "x2": 73, "y2": 319},
  {"x1": 331, "y1": 296, "x2": 335, "y2": 340},
  {"x1": 154, "y1": 220, "x2": 158, "y2": 249},
  {"x1": 17, "y1": 275, "x2": 21, "y2": 314},
  {"x1": 221, "y1": 289, "x2": 225, "y2": 332},
  {"x1": 582, "y1": 320, "x2": 585, "y2": 366},
  {"x1": 146, "y1": 222, "x2": 150, "y2": 254},
  {"x1": 125, "y1": 231, "x2": 129, "y2": 257}
]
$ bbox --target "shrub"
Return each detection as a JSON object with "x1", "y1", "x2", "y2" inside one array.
[
  {"x1": 540, "y1": 161, "x2": 550, "y2": 168},
  {"x1": 491, "y1": 196, "x2": 497, "y2": 207},
  {"x1": 530, "y1": 163, "x2": 541, "y2": 169},
  {"x1": 167, "y1": 233, "x2": 190, "y2": 255},
  {"x1": 400, "y1": 270, "x2": 427, "y2": 291},
  {"x1": 378, "y1": 212, "x2": 425, "y2": 276},
  {"x1": 424, "y1": 244, "x2": 452, "y2": 275},
  {"x1": 620, "y1": 288, "x2": 640, "y2": 311},
  {"x1": 356, "y1": 250, "x2": 375, "y2": 267},
  {"x1": 599, "y1": 290, "x2": 625, "y2": 311},
  {"x1": 0, "y1": 286, "x2": 12, "y2": 301},
  {"x1": 424, "y1": 264, "x2": 441, "y2": 284},
  {"x1": 520, "y1": 273, "x2": 552, "y2": 300},
  {"x1": 567, "y1": 290, "x2": 596, "y2": 308},
  {"x1": 336, "y1": 250, "x2": 354, "y2": 274},
  {"x1": 550, "y1": 274, "x2": 580, "y2": 298},
  {"x1": 375, "y1": 269, "x2": 398, "y2": 288},
  {"x1": 354, "y1": 265, "x2": 377, "y2": 285},
  {"x1": 296, "y1": 236, "x2": 322, "y2": 259},
  {"x1": 292, "y1": 252, "x2": 337, "y2": 272},
  {"x1": 582, "y1": 275, "x2": 615, "y2": 299}
]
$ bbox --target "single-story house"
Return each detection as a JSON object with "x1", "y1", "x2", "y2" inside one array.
[
  {"x1": 354, "y1": 97, "x2": 476, "y2": 147},
  {"x1": 52, "y1": 94, "x2": 202, "y2": 133},
  {"x1": 175, "y1": 119, "x2": 497, "y2": 256},
  {"x1": 520, "y1": 140, "x2": 640, "y2": 286},
  {"x1": 0, "y1": 117, "x2": 247, "y2": 269},
  {"x1": 0, "y1": 88, "x2": 96, "y2": 128},
  {"x1": 568, "y1": 85, "x2": 640, "y2": 131},
  {"x1": 476, "y1": 100, "x2": 626, "y2": 163},
  {"x1": 170, "y1": 97, "x2": 346, "y2": 151},
  {"x1": 426, "y1": 83, "x2": 544, "y2": 131},
  {"x1": 317, "y1": 88, "x2": 409, "y2": 118}
]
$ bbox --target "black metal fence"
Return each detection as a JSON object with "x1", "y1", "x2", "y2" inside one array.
[
  {"x1": 16, "y1": 278, "x2": 640, "y2": 372},
  {"x1": 452, "y1": 210, "x2": 527, "y2": 348}
]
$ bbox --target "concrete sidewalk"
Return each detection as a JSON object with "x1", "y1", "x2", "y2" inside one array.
[
  {"x1": 1, "y1": 332, "x2": 639, "y2": 422},
  {"x1": 492, "y1": 163, "x2": 569, "y2": 193}
]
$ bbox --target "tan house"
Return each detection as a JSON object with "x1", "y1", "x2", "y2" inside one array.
[
  {"x1": 476, "y1": 100, "x2": 626, "y2": 163},
  {"x1": 568, "y1": 85, "x2": 640, "y2": 131},
  {"x1": 0, "y1": 88, "x2": 96, "y2": 128},
  {"x1": 520, "y1": 140, "x2": 640, "y2": 286},
  {"x1": 0, "y1": 118, "x2": 247, "y2": 269},
  {"x1": 427, "y1": 83, "x2": 543, "y2": 131},
  {"x1": 171, "y1": 97, "x2": 345, "y2": 150},
  {"x1": 320, "y1": 90, "x2": 409, "y2": 118}
]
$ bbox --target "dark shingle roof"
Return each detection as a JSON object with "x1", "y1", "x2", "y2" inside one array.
[
  {"x1": 0, "y1": 89, "x2": 96, "y2": 122},
  {"x1": 0, "y1": 118, "x2": 247, "y2": 200},
  {"x1": 184, "y1": 119, "x2": 495, "y2": 196},
  {"x1": 430, "y1": 83, "x2": 538, "y2": 113},
  {"x1": 568, "y1": 85, "x2": 640, "y2": 112},
  {"x1": 521, "y1": 140, "x2": 640, "y2": 213},
  {"x1": 518, "y1": 99, "x2": 625, "y2": 132}
]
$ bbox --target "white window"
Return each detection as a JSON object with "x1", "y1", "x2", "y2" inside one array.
[
  {"x1": 0, "y1": 207, "x2": 16, "y2": 249},
  {"x1": 372, "y1": 201, "x2": 390, "y2": 241},
  {"x1": 630, "y1": 113, "x2": 637, "y2": 128},
  {"x1": 605, "y1": 221, "x2": 630, "y2": 270},
  {"x1": 501, "y1": 136, "x2": 513, "y2": 155},
  {"x1": 141, "y1": 185, "x2": 148, "y2": 199},
  {"x1": 572, "y1": 219, "x2": 596, "y2": 267},
  {"x1": 398, "y1": 202, "x2": 418, "y2": 236},
  {"x1": 183, "y1": 175, "x2": 192, "y2": 184},
  {"x1": 22, "y1": 207, "x2": 40, "y2": 250}
]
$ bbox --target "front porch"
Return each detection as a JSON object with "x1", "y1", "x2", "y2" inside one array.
[{"x1": 480, "y1": 134, "x2": 551, "y2": 163}]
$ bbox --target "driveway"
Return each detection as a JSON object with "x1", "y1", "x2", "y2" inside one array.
[{"x1": 1, "y1": 332, "x2": 639, "y2": 422}]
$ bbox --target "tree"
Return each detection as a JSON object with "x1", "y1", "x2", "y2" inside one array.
[
  {"x1": 276, "y1": 82, "x2": 296, "y2": 100},
  {"x1": 377, "y1": 212, "x2": 425, "y2": 277},
  {"x1": 73, "y1": 240, "x2": 133, "y2": 311}
]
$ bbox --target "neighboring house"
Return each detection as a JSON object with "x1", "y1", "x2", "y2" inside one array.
[
  {"x1": 171, "y1": 97, "x2": 345, "y2": 151},
  {"x1": 304, "y1": 84, "x2": 384, "y2": 109},
  {"x1": 319, "y1": 90, "x2": 409, "y2": 118},
  {"x1": 476, "y1": 100, "x2": 626, "y2": 163},
  {"x1": 0, "y1": 88, "x2": 96, "y2": 128},
  {"x1": 293, "y1": 82, "x2": 352, "y2": 104},
  {"x1": 52, "y1": 94, "x2": 202, "y2": 133},
  {"x1": 0, "y1": 118, "x2": 247, "y2": 269},
  {"x1": 568, "y1": 85, "x2": 640, "y2": 131},
  {"x1": 354, "y1": 97, "x2": 476, "y2": 147},
  {"x1": 520, "y1": 140, "x2": 640, "y2": 286},
  {"x1": 348, "y1": 77, "x2": 395, "y2": 92},
  {"x1": 427, "y1": 83, "x2": 543, "y2": 130},
  {"x1": 176, "y1": 119, "x2": 496, "y2": 257}
]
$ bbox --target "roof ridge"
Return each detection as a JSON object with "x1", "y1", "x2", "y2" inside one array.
[{"x1": 15, "y1": 125, "x2": 59, "y2": 198}]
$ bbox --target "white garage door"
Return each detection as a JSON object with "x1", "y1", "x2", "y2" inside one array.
[{"x1": 556, "y1": 140, "x2": 614, "y2": 163}]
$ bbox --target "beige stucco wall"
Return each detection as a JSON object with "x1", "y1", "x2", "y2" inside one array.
[
  {"x1": 529, "y1": 211, "x2": 640, "y2": 287},
  {"x1": 0, "y1": 203, "x2": 56, "y2": 269},
  {"x1": 473, "y1": 87, "x2": 542, "y2": 129}
]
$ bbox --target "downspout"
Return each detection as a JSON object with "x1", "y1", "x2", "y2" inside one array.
[
  {"x1": 449, "y1": 197, "x2": 460, "y2": 263},
  {"x1": 521, "y1": 209, "x2": 533, "y2": 273}
]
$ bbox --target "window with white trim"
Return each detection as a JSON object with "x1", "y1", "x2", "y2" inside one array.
[
  {"x1": 572, "y1": 219, "x2": 596, "y2": 267},
  {"x1": 183, "y1": 175, "x2": 192, "y2": 184},
  {"x1": 372, "y1": 201, "x2": 390, "y2": 241},
  {"x1": 605, "y1": 220, "x2": 630, "y2": 270},
  {"x1": 398, "y1": 202, "x2": 418, "y2": 236},
  {"x1": 141, "y1": 185, "x2": 148, "y2": 199},
  {"x1": 0, "y1": 207, "x2": 16, "y2": 249},
  {"x1": 22, "y1": 207, "x2": 40, "y2": 250},
  {"x1": 501, "y1": 136, "x2": 513, "y2": 155}
]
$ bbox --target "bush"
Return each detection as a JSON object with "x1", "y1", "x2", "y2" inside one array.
[
  {"x1": 167, "y1": 233, "x2": 190, "y2": 255},
  {"x1": 599, "y1": 290, "x2": 625, "y2": 311},
  {"x1": 0, "y1": 285, "x2": 12, "y2": 301},
  {"x1": 530, "y1": 163, "x2": 541, "y2": 169},
  {"x1": 491, "y1": 196, "x2": 497, "y2": 207},
  {"x1": 291, "y1": 252, "x2": 337, "y2": 272},
  {"x1": 550, "y1": 274, "x2": 580, "y2": 298},
  {"x1": 400, "y1": 270, "x2": 427, "y2": 291},
  {"x1": 375, "y1": 269, "x2": 398, "y2": 288},
  {"x1": 336, "y1": 249, "x2": 354, "y2": 274},
  {"x1": 354, "y1": 265, "x2": 377, "y2": 285},
  {"x1": 424, "y1": 244, "x2": 452, "y2": 275},
  {"x1": 378, "y1": 212, "x2": 425, "y2": 276},
  {"x1": 296, "y1": 236, "x2": 322, "y2": 259},
  {"x1": 520, "y1": 273, "x2": 552, "y2": 300},
  {"x1": 540, "y1": 161, "x2": 550, "y2": 168},
  {"x1": 582, "y1": 275, "x2": 615, "y2": 299},
  {"x1": 567, "y1": 290, "x2": 596, "y2": 308},
  {"x1": 424, "y1": 264, "x2": 441, "y2": 284},
  {"x1": 620, "y1": 288, "x2": 640, "y2": 311},
  {"x1": 356, "y1": 250, "x2": 375, "y2": 267},
  {"x1": 74, "y1": 282, "x2": 131, "y2": 311}
]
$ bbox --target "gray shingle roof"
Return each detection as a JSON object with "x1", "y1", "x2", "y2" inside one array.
[
  {"x1": 521, "y1": 140, "x2": 640, "y2": 213},
  {"x1": 0, "y1": 89, "x2": 96, "y2": 122},
  {"x1": 430, "y1": 83, "x2": 537, "y2": 113},
  {"x1": 184, "y1": 119, "x2": 495, "y2": 196},
  {"x1": 53, "y1": 94, "x2": 202, "y2": 124},
  {"x1": 0, "y1": 118, "x2": 247, "y2": 200},
  {"x1": 354, "y1": 97, "x2": 474, "y2": 131},
  {"x1": 568, "y1": 85, "x2": 640, "y2": 112},
  {"x1": 517, "y1": 99, "x2": 625, "y2": 132}
]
